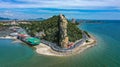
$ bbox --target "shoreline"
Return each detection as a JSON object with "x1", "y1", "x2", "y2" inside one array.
[
  {"x1": 35, "y1": 34, "x2": 96, "y2": 57},
  {"x1": 0, "y1": 34, "x2": 97, "y2": 57},
  {"x1": 0, "y1": 36, "x2": 17, "y2": 39}
]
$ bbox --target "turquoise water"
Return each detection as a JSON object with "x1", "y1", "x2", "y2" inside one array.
[{"x1": 0, "y1": 21, "x2": 120, "y2": 67}]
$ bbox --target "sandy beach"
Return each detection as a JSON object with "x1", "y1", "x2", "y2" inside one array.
[
  {"x1": 0, "y1": 36, "x2": 17, "y2": 39},
  {"x1": 35, "y1": 35, "x2": 96, "y2": 57}
]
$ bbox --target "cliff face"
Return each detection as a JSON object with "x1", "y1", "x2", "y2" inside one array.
[{"x1": 58, "y1": 14, "x2": 69, "y2": 48}]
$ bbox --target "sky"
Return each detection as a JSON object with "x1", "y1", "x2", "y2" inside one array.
[{"x1": 0, "y1": 0, "x2": 120, "y2": 20}]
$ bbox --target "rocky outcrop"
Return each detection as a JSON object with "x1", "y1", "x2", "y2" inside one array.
[
  {"x1": 71, "y1": 18, "x2": 76, "y2": 23},
  {"x1": 58, "y1": 14, "x2": 69, "y2": 48}
]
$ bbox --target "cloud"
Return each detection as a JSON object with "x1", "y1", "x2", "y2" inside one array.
[
  {"x1": 0, "y1": 0, "x2": 120, "y2": 20},
  {"x1": 0, "y1": 0, "x2": 120, "y2": 9}
]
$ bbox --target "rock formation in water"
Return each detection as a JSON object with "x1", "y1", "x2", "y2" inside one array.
[{"x1": 58, "y1": 14, "x2": 69, "y2": 48}]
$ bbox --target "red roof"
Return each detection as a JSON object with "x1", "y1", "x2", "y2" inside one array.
[{"x1": 18, "y1": 34, "x2": 28, "y2": 38}]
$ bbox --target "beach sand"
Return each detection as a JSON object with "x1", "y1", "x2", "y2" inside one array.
[
  {"x1": 0, "y1": 36, "x2": 17, "y2": 39},
  {"x1": 35, "y1": 35, "x2": 96, "y2": 57}
]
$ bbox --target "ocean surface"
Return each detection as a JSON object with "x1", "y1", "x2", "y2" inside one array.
[{"x1": 0, "y1": 20, "x2": 120, "y2": 67}]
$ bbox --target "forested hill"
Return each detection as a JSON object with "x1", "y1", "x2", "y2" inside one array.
[{"x1": 20, "y1": 15, "x2": 82, "y2": 44}]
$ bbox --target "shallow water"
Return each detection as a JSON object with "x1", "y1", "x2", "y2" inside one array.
[{"x1": 0, "y1": 21, "x2": 120, "y2": 67}]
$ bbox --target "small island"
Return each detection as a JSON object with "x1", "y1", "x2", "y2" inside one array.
[{"x1": 0, "y1": 14, "x2": 96, "y2": 56}]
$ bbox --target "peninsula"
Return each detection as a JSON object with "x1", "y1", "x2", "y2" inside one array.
[
  {"x1": 19, "y1": 14, "x2": 96, "y2": 56},
  {"x1": 0, "y1": 14, "x2": 96, "y2": 56}
]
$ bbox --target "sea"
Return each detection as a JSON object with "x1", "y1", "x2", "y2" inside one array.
[{"x1": 0, "y1": 20, "x2": 120, "y2": 67}]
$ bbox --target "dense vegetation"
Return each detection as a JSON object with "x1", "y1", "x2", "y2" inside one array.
[
  {"x1": 0, "y1": 24, "x2": 2, "y2": 26},
  {"x1": 67, "y1": 22, "x2": 82, "y2": 42},
  {"x1": 19, "y1": 15, "x2": 82, "y2": 43},
  {"x1": 0, "y1": 23, "x2": 3, "y2": 27},
  {"x1": 84, "y1": 31, "x2": 91, "y2": 38}
]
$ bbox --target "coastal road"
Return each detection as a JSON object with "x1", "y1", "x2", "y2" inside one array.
[{"x1": 41, "y1": 32, "x2": 88, "y2": 52}]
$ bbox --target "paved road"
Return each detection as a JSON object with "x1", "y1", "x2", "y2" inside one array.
[{"x1": 41, "y1": 32, "x2": 88, "y2": 52}]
